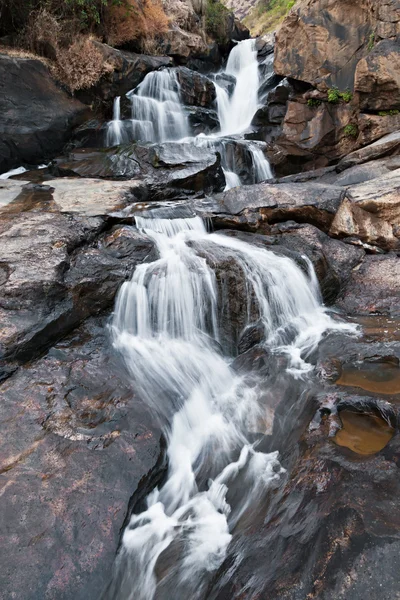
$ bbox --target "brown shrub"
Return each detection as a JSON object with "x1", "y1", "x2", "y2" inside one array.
[
  {"x1": 53, "y1": 36, "x2": 113, "y2": 92},
  {"x1": 105, "y1": 0, "x2": 169, "y2": 47}
]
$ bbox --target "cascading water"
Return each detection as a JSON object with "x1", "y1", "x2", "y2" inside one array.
[
  {"x1": 106, "y1": 97, "x2": 130, "y2": 147},
  {"x1": 106, "y1": 216, "x2": 356, "y2": 600},
  {"x1": 127, "y1": 70, "x2": 189, "y2": 143},
  {"x1": 216, "y1": 38, "x2": 260, "y2": 136},
  {"x1": 105, "y1": 39, "x2": 274, "y2": 188}
]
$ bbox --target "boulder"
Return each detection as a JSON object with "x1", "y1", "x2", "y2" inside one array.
[
  {"x1": 157, "y1": 25, "x2": 210, "y2": 61},
  {"x1": 0, "y1": 54, "x2": 89, "y2": 174},
  {"x1": 357, "y1": 111, "x2": 400, "y2": 147},
  {"x1": 355, "y1": 37, "x2": 400, "y2": 111},
  {"x1": 268, "y1": 222, "x2": 365, "y2": 304},
  {"x1": 0, "y1": 315, "x2": 162, "y2": 600},
  {"x1": 187, "y1": 106, "x2": 220, "y2": 135},
  {"x1": 346, "y1": 168, "x2": 400, "y2": 226},
  {"x1": 330, "y1": 196, "x2": 399, "y2": 250},
  {"x1": 51, "y1": 143, "x2": 225, "y2": 199},
  {"x1": 269, "y1": 100, "x2": 358, "y2": 175},
  {"x1": 176, "y1": 66, "x2": 217, "y2": 108},
  {"x1": 76, "y1": 44, "x2": 172, "y2": 111},
  {"x1": 195, "y1": 180, "x2": 345, "y2": 232}
]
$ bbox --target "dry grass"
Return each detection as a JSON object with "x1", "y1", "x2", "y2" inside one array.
[
  {"x1": 106, "y1": 0, "x2": 169, "y2": 47},
  {"x1": 0, "y1": 45, "x2": 49, "y2": 63},
  {"x1": 53, "y1": 36, "x2": 114, "y2": 92}
]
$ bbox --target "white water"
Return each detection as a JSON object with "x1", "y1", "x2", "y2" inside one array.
[
  {"x1": 106, "y1": 97, "x2": 130, "y2": 147},
  {"x1": 110, "y1": 216, "x2": 356, "y2": 599},
  {"x1": 217, "y1": 39, "x2": 260, "y2": 136},
  {"x1": 127, "y1": 70, "x2": 189, "y2": 143},
  {"x1": 105, "y1": 39, "x2": 273, "y2": 188}
]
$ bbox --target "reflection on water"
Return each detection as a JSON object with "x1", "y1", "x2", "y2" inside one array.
[{"x1": 334, "y1": 409, "x2": 394, "y2": 455}]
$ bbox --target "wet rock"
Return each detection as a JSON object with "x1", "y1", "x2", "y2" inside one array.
[
  {"x1": 76, "y1": 43, "x2": 172, "y2": 111},
  {"x1": 52, "y1": 143, "x2": 225, "y2": 198},
  {"x1": 214, "y1": 73, "x2": 236, "y2": 96},
  {"x1": 195, "y1": 180, "x2": 344, "y2": 232},
  {"x1": 337, "y1": 254, "x2": 400, "y2": 316},
  {"x1": 0, "y1": 54, "x2": 89, "y2": 174},
  {"x1": 355, "y1": 37, "x2": 400, "y2": 111},
  {"x1": 0, "y1": 315, "x2": 162, "y2": 600},
  {"x1": 208, "y1": 372, "x2": 400, "y2": 600},
  {"x1": 187, "y1": 106, "x2": 220, "y2": 135},
  {"x1": 0, "y1": 200, "x2": 156, "y2": 373},
  {"x1": 176, "y1": 67, "x2": 217, "y2": 108},
  {"x1": 268, "y1": 222, "x2": 365, "y2": 304},
  {"x1": 256, "y1": 33, "x2": 275, "y2": 59}
]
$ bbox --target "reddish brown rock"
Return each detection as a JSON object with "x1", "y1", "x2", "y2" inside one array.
[{"x1": 355, "y1": 37, "x2": 400, "y2": 111}]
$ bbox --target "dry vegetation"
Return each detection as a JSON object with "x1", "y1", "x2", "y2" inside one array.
[{"x1": 0, "y1": 0, "x2": 170, "y2": 92}]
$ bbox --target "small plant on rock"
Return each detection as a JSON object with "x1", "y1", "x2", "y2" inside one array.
[
  {"x1": 368, "y1": 32, "x2": 375, "y2": 52},
  {"x1": 341, "y1": 89, "x2": 353, "y2": 103},
  {"x1": 327, "y1": 86, "x2": 341, "y2": 104},
  {"x1": 344, "y1": 123, "x2": 358, "y2": 138},
  {"x1": 378, "y1": 109, "x2": 400, "y2": 116},
  {"x1": 307, "y1": 98, "x2": 322, "y2": 107}
]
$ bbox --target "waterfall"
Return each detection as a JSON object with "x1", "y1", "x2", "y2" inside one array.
[
  {"x1": 127, "y1": 70, "x2": 189, "y2": 143},
  {"x1": 107, "y1": 216, "x2": 356, "y2": 599},
  {"x1": 106, "y1": 97, "x2": 130, "y2": 147},
  {"x1": 250, "y1": 145, "x2": 273, "y2": 182},
  {"x1": 104, "y1": 39, "x2": 273, "y2": 188},
  {"x1": 217, "y1": 39, "x2": 260, "y2": 136}
]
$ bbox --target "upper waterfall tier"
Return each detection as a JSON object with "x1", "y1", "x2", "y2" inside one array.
[{"x1": 105, "y1": 39, "x2": 274, "y2": 189}]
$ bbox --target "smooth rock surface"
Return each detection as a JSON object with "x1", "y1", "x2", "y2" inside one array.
[
  {"x1": 0, "y1": 54, "x2": 88, "y2": 173},
  {"x1": 0, "y1": 315, "x2": 162, "y2": 600}
]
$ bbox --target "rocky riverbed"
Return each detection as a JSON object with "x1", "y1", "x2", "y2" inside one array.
[{"x1": 1, "y1": 1, "x2": 400, "y2": 598}]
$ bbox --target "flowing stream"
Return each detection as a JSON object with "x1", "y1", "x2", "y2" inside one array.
[
  {"x1": 105, "y1": 216, "x2": 355, "y2": 600},
  {"x1": 105, "y1": 39, "x2": 273, "y2": 188}
]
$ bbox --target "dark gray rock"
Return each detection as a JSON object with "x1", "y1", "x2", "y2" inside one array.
[
  {"x1": 0, "y1": 314, "x2": 162, "y2": 600},
  {"x1": 176, "y1": 67, "x2": 217, "y2": 109},
  {"x1": 0, "y1": 54, "x2": 89, "y2": 174}
]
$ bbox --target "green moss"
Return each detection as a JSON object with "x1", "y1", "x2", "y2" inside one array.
[
  {"x1": 244, "y1": 0, "x2": 298, "y2": 36},
  {"x1": 307, "y1": 98, "x2": 321, "y2": 107},
  {"x1": 344, "y1": 124, "x2": 358, "y2": 138},
  {"x1": 368, "y1": 32, "x2": 375, "y2": 52},
  {"x1": 378, "y1": 110, "x2": 400, "y2": 116}
]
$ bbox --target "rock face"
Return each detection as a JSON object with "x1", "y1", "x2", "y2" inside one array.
[
  {"x1": 274, "y1": 0, "x2": 400, "y2": 91},
  {"x1": 52, "y1": 143, "x2": 225, "y2": 198},
  {"x1": 337, "y1": 254, "x2": 400, "y2": 315},
  {"x1": 355, "y1": 37, "x2": 400, "y2": 111},
  {"x1": 0, "y1": 178, "x2": 158, "y2": 377},
  {"x1": 0, "y1": 54, "x2": 89, "y2": 174},
  {"x1": 0, "y1": 315, "x2": 162, "y2": 600}
]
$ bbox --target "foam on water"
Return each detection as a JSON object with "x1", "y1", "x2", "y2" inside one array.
[{"x1": 109, "y1": 216, "x2": 357, "y2": 599}]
